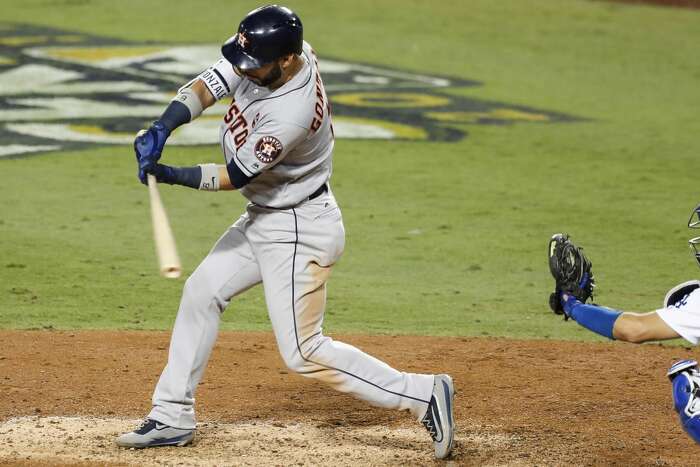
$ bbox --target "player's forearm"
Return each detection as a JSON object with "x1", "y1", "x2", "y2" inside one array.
[
  {"x1": 563, "y1": 300, "x2": 680, "y2": 343},
  {"x1": 157, "y1": 80, "x2": 216, "y2": 133},
  {"x1": 149, "y1": 163, "x2": 235, "y2": 191},
  {"x1": 191, "y1": 79, "x2": 216, "y2": 109},
  {"x1": 612, "y1": 312, "x2": 680, "y2": 343},
  {"x1": 217, "y1": 165, "x2": 235, "y2": 190},
  {"x1": 563, "y1": 297, "x2": 621, "y2": 340}
]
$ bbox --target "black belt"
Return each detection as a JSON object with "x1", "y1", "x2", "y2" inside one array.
[
  {"x1": 252, "y1": 184, "x2": 328, "y2": 211},
  {"x1": 308, "y1": 183, "x2": 328, "y2": 201}
]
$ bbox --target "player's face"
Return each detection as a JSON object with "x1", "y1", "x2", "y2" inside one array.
[{"x1": 237, "y1": 61, "x2": 283, "y2": 88}]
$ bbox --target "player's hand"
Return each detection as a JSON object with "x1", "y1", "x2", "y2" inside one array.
[{"x1": 134, "y1": 120, "x2": 171, "y2": 184}]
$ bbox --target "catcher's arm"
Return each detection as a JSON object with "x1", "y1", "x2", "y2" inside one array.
[
  {"x1": 613, "y1": 312, "x2": 679, "y2": 343},
  {"x1": 547, "y1": 234, "x2": 693, "y2": 343}
]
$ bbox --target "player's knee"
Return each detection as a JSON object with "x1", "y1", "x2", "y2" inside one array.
[
  {"x1": 181, "y1": 273, "x2": 225, "y2": 313},
  {"x1": 280, "y1": 335, "x2": 328, "y2": 374},
  {"x1": 280, "y1": 351, "x2": 312, "y2": 373}
]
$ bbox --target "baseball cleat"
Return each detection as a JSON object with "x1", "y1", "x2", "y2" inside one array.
[
  {"x1": 115, "y1": 418, "x2": 194, "y2": 448},
  {"x1": 421, "y1": 374, "x2": 455, "y2": 459}
]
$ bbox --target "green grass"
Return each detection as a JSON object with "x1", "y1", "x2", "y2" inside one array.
[{"x1": 1, "y1": 0, "x2": 700, "y2": 342}]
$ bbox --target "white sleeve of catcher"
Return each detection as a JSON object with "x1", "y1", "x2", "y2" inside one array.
[{"x1": 656, "y1": 286, "x2": 700, "y2": 345}]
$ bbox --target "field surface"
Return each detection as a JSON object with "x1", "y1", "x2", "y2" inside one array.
[
  {"x1": 1, "y1": 330, "x2": 698, "y2": 466},
  {"x1": 1, "y1": 0, "x2": 700, "y2": 465}
]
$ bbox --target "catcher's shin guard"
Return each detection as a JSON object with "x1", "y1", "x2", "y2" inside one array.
[{"x1": 668, "y1": 360, "x2": 700, "y2": 444}]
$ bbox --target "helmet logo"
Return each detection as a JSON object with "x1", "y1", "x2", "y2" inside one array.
[{"x1": 236, "y1": 33, "x2": 249, "y2": 48}]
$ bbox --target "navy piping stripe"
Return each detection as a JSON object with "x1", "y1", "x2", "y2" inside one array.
[
  {"x1": 296, "y1": 368, "x2": 327, "y2": 375},
  {"x1": 290, "y1": 209, "x2": 430, "y2": 405},
  {"x1": 303, "y1": 342, "x2": 323, "y2": 360},
  {"x1": 212, "y1": 68, "x2": 231, "y2": 94},
  {"x1": 298, "y1": 330, "x2": 322, "y2": 348}
]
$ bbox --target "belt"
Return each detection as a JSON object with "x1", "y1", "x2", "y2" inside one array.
[
  {"x1": 251, "y1": 183, "x2": 328, "y2": 211},
  {"x1": 308, "y1": 183, "x2": 328, "y2": 201}
]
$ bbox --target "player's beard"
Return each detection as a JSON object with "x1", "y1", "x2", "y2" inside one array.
[{"x1": 254, "y1": 63, "x2": 283, "y2": 88}]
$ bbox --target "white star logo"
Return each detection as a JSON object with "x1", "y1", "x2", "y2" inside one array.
[{"x1": 261, "y1": 142, "x2": 276, "y2": 157}]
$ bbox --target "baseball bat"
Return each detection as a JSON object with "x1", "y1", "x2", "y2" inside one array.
[{"x1": 146, "y1": 174, "x2": 182, "y2": 279}]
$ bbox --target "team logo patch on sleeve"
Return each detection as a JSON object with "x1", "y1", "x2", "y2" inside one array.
[{"x1": 254, "y1": 136, "x2": 283, "y2": 163}]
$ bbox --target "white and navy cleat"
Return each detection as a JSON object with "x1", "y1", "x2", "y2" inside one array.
[
  {"x1": 115, "y1": 418, "x2": 194, "y2": 448},
  {"x1": 421, "y1": 374, "x2": 455, "y2": 459}
]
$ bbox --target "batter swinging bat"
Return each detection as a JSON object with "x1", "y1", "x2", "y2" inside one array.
[{"x1": 147, "y1": 174, "x2": 182, "y2": 278}]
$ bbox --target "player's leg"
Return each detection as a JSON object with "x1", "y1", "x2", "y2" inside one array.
[
  {"x1": 117, "y1": 214, "x2": 261, "y2": 447},
  {"x1": 247, "y1": 196, "x2": 454, "y2": 457},
  {"x1": 150, "y1": 215, "x2": 262, "y2": 427}
]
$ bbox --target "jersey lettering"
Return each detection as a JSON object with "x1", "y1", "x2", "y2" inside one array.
[
  {"x1": 310, "y1": 56, "x2": 329, "y2": 133},
  {"x1": 200, "y1": 70, "x2": 227, "y2": 99},
  {"x1": 675, "y1": 294, "x2": 690, "y2": 308},
  {"x1": 234, "y1": 129, "x2": 248, "y2": 148},
  {"x1": 224, "y1": 100, "x2": 249, "y2": 149}
]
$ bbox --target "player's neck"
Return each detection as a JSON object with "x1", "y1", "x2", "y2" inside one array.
[{"x1": 268, "y1": 55, "x2": 303, "y2": 91}]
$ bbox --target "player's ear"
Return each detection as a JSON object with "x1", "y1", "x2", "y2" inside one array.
[{"x1": 279, "y1": 54, "x2": 295, "y2": 69}]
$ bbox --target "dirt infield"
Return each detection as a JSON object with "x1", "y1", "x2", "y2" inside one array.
[{"x1": 0, "y1": 330, "x2": 698, "y2": 466}]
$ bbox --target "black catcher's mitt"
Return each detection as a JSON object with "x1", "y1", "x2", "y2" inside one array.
[{"x1": 548, "y1": 233, "x2": 595, "y2": 318}]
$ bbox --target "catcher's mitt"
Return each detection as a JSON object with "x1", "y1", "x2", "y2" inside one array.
[{"x1": 548, "y1": 233, "x2": 595, "y2": 318}]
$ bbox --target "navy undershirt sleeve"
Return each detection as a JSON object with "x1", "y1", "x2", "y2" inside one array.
[
  {"x1": 159, "y1": 100, "x2": 191, "y2": 133},
  {"x1": 152, "y1": 164, "x2": 201, "y2": 189},
  {"x1": 226, "y1": 160, "x2": 256, "y2": 189}
]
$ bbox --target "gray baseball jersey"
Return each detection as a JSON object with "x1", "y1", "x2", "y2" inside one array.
[
  {"x1": 202, "y1": 41, "x2": 332, "y2": 208},
  {"x1": 148, "y1": 41, "x2": 436, "y2": 432}
]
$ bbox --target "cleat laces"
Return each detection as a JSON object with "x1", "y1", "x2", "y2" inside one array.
[{"x1": 134, "y1": 418, "x2": 155, "y2": 434}]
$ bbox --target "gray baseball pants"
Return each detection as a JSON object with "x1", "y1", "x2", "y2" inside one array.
[{"x1": 148, "y1": 189, "x2": 434, "y2": 429}]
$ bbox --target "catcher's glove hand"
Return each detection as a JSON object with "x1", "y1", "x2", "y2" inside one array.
[{"x1": 548, "y1": 233, "x2": 595, "y2": 319}]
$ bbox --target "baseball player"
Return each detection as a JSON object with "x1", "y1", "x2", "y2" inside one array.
[
  {"x1": 547, "y1": 203, "x2": 700, "y2": 444},
  {"x1": 115, "y1": 5, "x2": 455, "y2": 459}
]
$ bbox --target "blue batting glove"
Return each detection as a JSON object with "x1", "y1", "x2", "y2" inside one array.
[{"x1": 134, "y1": 121, "x2": 171, "y2": 184}]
